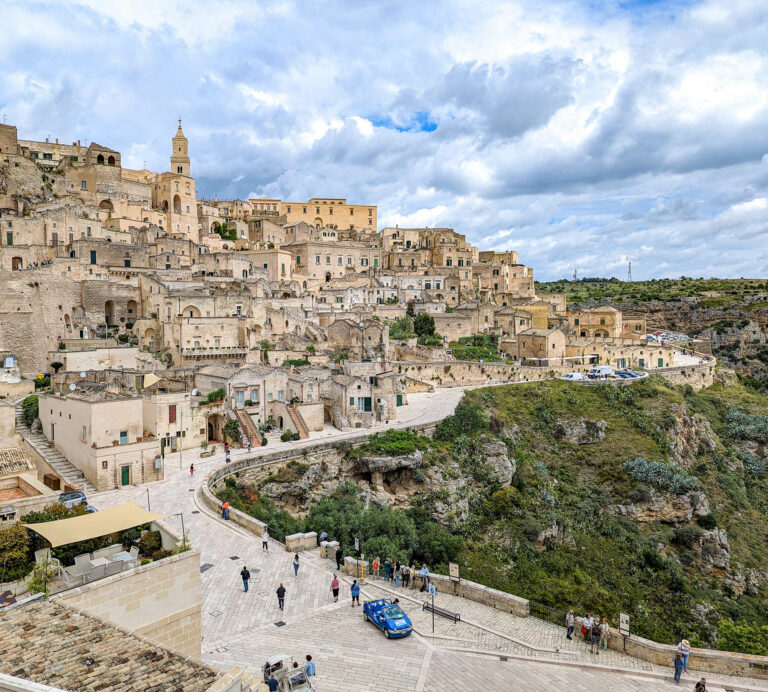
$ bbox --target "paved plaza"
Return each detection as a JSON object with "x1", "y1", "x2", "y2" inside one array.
[{"x1": 89, "y1": 387, "x2": 766, "y2": 691}]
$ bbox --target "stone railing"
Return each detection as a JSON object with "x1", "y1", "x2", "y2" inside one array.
[{"x1": 411, "y1": 572, "x2": 529, "y2": 618}]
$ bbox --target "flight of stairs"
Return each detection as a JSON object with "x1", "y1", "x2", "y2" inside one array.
[
  {"x1": 286, "y1": 404, "x2": 309, "y2": 439},
  {"x1": 15, "y1": 400, "x2": 97, "y2": 494},
  {"x1": 233, "y1": 408, "x2": 261, "y2": 447}
]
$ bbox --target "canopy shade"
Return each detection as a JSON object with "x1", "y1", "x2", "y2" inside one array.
[
  {"x1": 23, "y1": 501, "x2": 165, "y2": 547},
  {"x1": 142, "y1": 373, "x2": 159, "y2": 388}
]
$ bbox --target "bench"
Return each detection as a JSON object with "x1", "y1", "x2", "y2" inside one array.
[{"x1": 423, "y1": 601, "x2": 460, "y2": 623}]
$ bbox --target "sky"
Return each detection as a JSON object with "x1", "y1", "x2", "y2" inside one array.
[{"x1": 2, "y1": 0, "x2": 768, "y2": 281}]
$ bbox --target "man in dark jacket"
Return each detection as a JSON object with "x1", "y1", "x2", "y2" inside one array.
[
  {"x1": 240, "y1": 565, "x2": 251, "y2": 592},
  {"x1": 276, "y1": 583, "x2": 286, "y2": 610},
  {"x1": 335, "y1": 546, "x2": 343, "y2": 570}
]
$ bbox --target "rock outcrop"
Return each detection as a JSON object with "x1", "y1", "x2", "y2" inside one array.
[
  {"x1": 553, "y1": 419, "x2": 606, "y2": 445},
  {"x1": 481, "y1": 441, "x2": 515, "y2": 487},
  {"x1": 608, "y1": 490, "x2": 710, "y2": 524},
  {"x1": 667, "y1": 404, "x2": 717, "y2": 468}
]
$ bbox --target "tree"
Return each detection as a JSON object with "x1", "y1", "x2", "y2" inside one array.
[
  {"x1": 406, "y1": 300, "x2": 415, "y2": 317},
  {"x1": 434, "y1": 400, "x2": 490, "y2": 441},
  {"x1": 223, "y1": 418, "x2": 241, "y2": 442},
  {"x1": 413, "y1": 313, "x2": 435, "y2": 337},
  {"x1": 49, "y1": 361, "x2": 64, "y2": 373}
]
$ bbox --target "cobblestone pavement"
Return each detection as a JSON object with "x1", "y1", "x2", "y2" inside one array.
[{"x1": 88, "y1": 387, "x2": 765, "y2": 691}]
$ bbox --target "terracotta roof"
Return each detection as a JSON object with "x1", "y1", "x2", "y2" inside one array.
[
  {"x1": 0, "y1": 448, "x2": 33, "y2": 476},
  {"x1": 0, "y1": 599, "x2": 219, "y2": 691}
]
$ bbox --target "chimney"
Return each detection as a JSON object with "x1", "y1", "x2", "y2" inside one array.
[
  {"x1": 45, "y1": 136, "x2": 49, "y2": 143},
  {"x1": 55, "y1": 138, "x2": 59, "y2": 144}
]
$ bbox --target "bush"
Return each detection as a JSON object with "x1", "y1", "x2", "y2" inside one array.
[
  {"x1": 389, "y1": 316, "x2": 415, "y2": 340},
  {"x1": 354, "y1": 429, "x2": 430, "y2": 457},
  {"x1": 280, "y1": 430, "x2": 295, "y2": 442},
  {"x1": 696, "y1": 513, "x2": 718, "y2": 530},
  {"x1": 413, "y1": 313, "x2": 435, "y2": 337},
  {"x1": 726, "y1": 408, "x2": 768, "y2": 443},
  {"x1": 717, "y1": 621, "x2": 768, "y2": 656},
  {"x1": 261, "y1": 437, "x2": 268, "y2": 446},
  {"x1": 21, "y1": 396, "x2": 39, "y2": 427},
  {"x1": 282, "y1": 359, "x2": 310, "y2": 367},
  {"x1": 206, "y1": 388, "x2": 226, "y2": 403},
  {"x1": 138, "y1": 530, "x2": 162, "y2": 556},
  {"x1": 623, "y1": 457, "x2": 698, "y2": 494},
  {"x1": 434, "y1": 401, "x2": 490, "y2": 441},
  {"x1": 223, "y1": 419, "x2": 241, "y2": 441},
  {"x1": 672, "y1": 525, "x2": 703, "y2": 549},
  {"x1": 0, "y1": 525, "x2": 32, "y2": 582}
]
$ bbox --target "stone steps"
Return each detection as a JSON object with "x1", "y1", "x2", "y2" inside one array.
[
  {"x1": 15, "y1": 403, "x2": 97, "y2": 494},
  {"x1": 286, "y1": 404, "x2": 309, "y2": 439}
]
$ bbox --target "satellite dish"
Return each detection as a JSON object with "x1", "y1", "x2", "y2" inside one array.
[
  {"x1": 69, "y1": 383, "x2": 76, "y2": 391},
  {"x1": 191, "y1": 388, "x2": 198, "y2": 396},
  {"x1": 79, "y1": 372, "x2": 86, "y2": 378}
]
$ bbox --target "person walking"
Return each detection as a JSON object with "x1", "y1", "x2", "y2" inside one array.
[
  {"x1": 276, "y1": 583, "x2": 286, "y2": 610},
  {"x1": 582, "y1": 613, "x2": 593, "y2": 642},
  {"x1": 402, "y1": 563, "x2": 410, "y2": 588},
  {"x1": 330, "y1": 574, "x2": 340, "y2": 602},
  {"x1": 240, "y1": 565, "x2": 251, "y2": 592},
  {"x1": 694, "y1": 679, "x2": 707, "y2": 692},
  {"x1": 409, "y1": 564, "x2": 417, "y2": 589},
  {"x1": 600, "y1": 617, "x2": 610, "y2": 650},
  {"x1": 395, "y1": 561, "x2": 402, "y2": 588},
  {"x1": 262, "y1": 528, "x2": 269, "y2": 551},
  {"x1": 350, "y1": 579, "x2": 360, "y2": 606},
  {"x1": 590, "y1": 616, "x2": 601, "y2": 655},
  {"x1": 305, "y1": 655, "x2": 315, "y2": 678},
  {"x1": 221, "y1": 501, "x2": 230, "y2": 520},
  {"x1": 335, "y1": 546, "x2": 343, "y2": 570},
  {"x1": 189, "y1": 463, "x2": 194, "y2": 476},
  {"x1": 673, "y1": 654, "x2": 684, "y2": 684},
  {"x1": 565, "y1": 610, "x2": 575, "y2": 640},
  {"x1": 293, "y1": 554, "x2": 300, "y2": 577},
  {"x1": 372, "y1": 556, "x2": 380, "y2": 579},
  {"x1": 677, "y1": 639, "x2": 691, "y2": 672},
  {"x1": 384, "y1": 558, "x2": 391, "y2": 581},
  {"x1": 267, "y1": 674, "x2": 278, "y2": 691}
]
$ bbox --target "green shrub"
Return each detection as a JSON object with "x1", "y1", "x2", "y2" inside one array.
[
  {"x1": 696, "y1": 513, "x2": 718, "y2": 530},
  {"x1": 623, "y1": 457, "x2": 698, "y2": 494},
  {"x1": 434, "y1": 401, "x2": 490, "y2": 441},
  {"x1": 672, "y1": 525, "x2": 703, "y2": 548},
  {"x1": 726, "y1": 408, "x2": 768, "y2": 443},
  {"x1": 261, "y1": 437, "x2": 268, "y2": 446},
  {"x1": 280, "y1": 430, "x2": 295, "y2": 442},
  {"x1": 206, "y1": 388, "x2": 226, "y2": 403},
  {"x1": 0, "y1": 525, "x2": 32, "y2": 582},
  {"x1": 223, "y1": 419, "x2": 240, "y2": 441},
  {"x1": 717, "y1": 621, "x2": 768, "y2": 656},
  {"x1": 282, "y1": 359, "x2": 310, "y2": 367},
  {"x1": 21, "y1": 395, "x2": 39, "y2": 426},
  {"x1": 354, "y1": 429, "x2": 430, "y2": 457},
  {"x1": 138, "y1": 530, "x2": 162, "y2": 556}
]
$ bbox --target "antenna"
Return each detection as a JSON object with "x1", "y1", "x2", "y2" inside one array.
[
  {"x1": 572, "y1": 268, "x2": 578, "y2": 282},
  {"x1": 627, "y1": 261, "x2": 632, "y2": 282}
]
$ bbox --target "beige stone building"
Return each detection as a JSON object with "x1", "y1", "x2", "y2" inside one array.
[
  {"x1": 516, "y1": 328, "x2": 567, "y2": 363},
  {"x1": 250, "y1": 197, "x2": 377, "y2": 230}
]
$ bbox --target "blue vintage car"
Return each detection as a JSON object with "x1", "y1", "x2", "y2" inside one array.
[{"x1": 363, "y1": 598, "x2": 412, "y2": 638}]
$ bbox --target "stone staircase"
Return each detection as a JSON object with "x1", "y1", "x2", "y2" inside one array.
[
  {"x1": 15, "y1": 400, "x2": 97, "y2": 494},
  {"x1": 286, "y1": 404, "x2": 309, "y2": 439},
  {"x1": 233, "y1": 408, "x2": 261, "y2": 447}
]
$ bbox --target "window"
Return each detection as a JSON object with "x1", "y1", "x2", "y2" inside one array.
[
  {"x1": 86, "y1": 226, "x2": 91, "y2": 235},
  {"x1": 316, "y1": 208, "x2": 320, "y2": 214},
  {"x1": 329, "y1": 207, "x2": 333, "y2": 215},
  {"x1": 119, "y1": 430, "x2": 128, "y2": 445},
  {"x1": 350, "y1": 208, "x2": 354, "y2": 216},
  {"x1": 194, "y1": 340, "x2": 200, "y2": 348},
  {"x1": 435, "y1": 282, "x2": 440, "y2": 289},
  {"x1": 326, "y1": 256, "x2": 331, "y2": 264},
  {"x1": 303, "y1": 206, "x2": 307, "y2": 213},
  {"x1": 43, "y1": 152, "x2": 53, "y2": 160},
  {"x1": 296, "y1": 256, "x2": 301, "y2": 265},
  {"x1": 494, "y1": 283, "x2": 498, "y2": 290},
  {"x1": 90, "y1": 250, "x2": 96, "y2": 264},
  {"x1": 31, "y1": 152, "x2": 39, "y2": 159},
  {"x1": 368, "y1": 209, "x2": 372, "y2": 216},
  {"x1": 69, "y1": 156, "x2": 78, "y2": 162},
  {"x1": 278, "y1": 390, "x2": 285, "y2": 401},
  {"x1": 281, "y1": 263, "x2": 285, "y2": 275},
  {"x1": 493, "y1": 269, "x2": 499, "y2": 276},
  {"x1": 236, "y1": 390, "x2": 244, "y2": 405},
  {"x1": 446, "y1": 259, "x2": 452, "y2": 266},
  {"x1": 347, "y1": 257, "x2": 352, "y2": 265},
  {"x1": 373, "y1": 258, "x2": 378, "y2": 266},
  {"x1": 425, "y1": 282, "x2": 431, "y2": 289},
  {"x1": 251, "y1": 389, "x2": 259, "y2": 401},
  {"x1": 287, "y1": 206, "x2": 291, "y2": 213},
  {"x1": 336, "y1": 297, "x2": 343, "y2": 303},
  {"x1": 169, "y1": 405, "x2": 177, "y2": 423},
  {"x1": 315, "y1": 255, "x2": 321, "y2": 264},
  {"x1": 268, "y1": 392, "x2": 273, "y2": 402},
  {"x1": 349, "y1": 397, "x2": 355, "y2": 406},
  {"x1": 458, "y1": 260, "x2": 464, "y2": 267},
  {"x1": 338, "y1": 256, "x2": 342, "y2": 265},
  {"x1": 361, "y1": 258, "x2": 368, "y2": 266},
  {"x1": 81, "y1": 180, "x2": 87, "y2": 190},
  {"x1": 5, "y1": 232, "x2": 11, "y2": 246},
  {"x1": 600, "y1": 318, "x2": 606, "y2": 325},
  {"x1": 81, "y1": 426, "x2": 87, "y2": 441},
  {"x1": 215, "y1": 338, "x2": 220, "y2": 348},
  {"x1": 574, "y1": 318, "x2": 579, "y2": 325}
]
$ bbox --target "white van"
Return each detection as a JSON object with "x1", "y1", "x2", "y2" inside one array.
[{"x1": 587, "y1": 365, "x2": 614, "y2": 379}]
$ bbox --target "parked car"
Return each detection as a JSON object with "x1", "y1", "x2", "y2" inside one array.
[
  {"x1": 587, "y1": 365, "x2": 615, "y2": 379},
  {"x1": 363, "y1": 598, "x2": 412, "y2": 638},
  {"x1": 59, "y1": 491, "x2": 87, "y2": 509},
  {"x1": 560, "y1": 372, "x2": 587, "y2": 381}
]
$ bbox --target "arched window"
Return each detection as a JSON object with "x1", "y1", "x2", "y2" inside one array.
[
  {"x1": 107, "y1": 155, "x2": 115, "y2": 166},
  {"x1": 96, "y1": 154, "x2": 105, "y2": 164}
]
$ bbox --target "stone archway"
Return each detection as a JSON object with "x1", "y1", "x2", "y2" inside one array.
[
  {"x1": 104, "y1": 300, "x2": 115, "y2": 325},
  {"x1": 11, "y1": 257, "x2": 22, "y2": 271}
]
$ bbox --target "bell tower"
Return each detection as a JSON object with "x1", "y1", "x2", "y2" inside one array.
[{"x1": 170, "y1": 118, "x2": 190, "y2": 176}]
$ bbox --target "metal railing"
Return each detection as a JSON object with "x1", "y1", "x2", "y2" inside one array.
[{"x1": 529, "y1": 600, "x2": 567, "y2": 628}]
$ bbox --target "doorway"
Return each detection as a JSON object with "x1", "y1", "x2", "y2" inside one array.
[{"x1": 121, "y1": 465, "x2": 131, "y2": 486}]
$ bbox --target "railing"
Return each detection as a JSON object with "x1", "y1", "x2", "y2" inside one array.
[{"x1": 529, "y1": 600, "x2": 567, "y2": 628}]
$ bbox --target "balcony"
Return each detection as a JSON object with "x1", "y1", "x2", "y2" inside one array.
[{"x1": 182, "y1": 346, "x2": 248, "y2": 358}]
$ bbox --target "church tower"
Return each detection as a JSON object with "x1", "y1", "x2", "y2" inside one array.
[{"x1": 170, "y1": 119, "x2": 190, "y2": 177}]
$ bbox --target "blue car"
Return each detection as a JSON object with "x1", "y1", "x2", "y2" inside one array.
[{"x1": 363, "y1": 598, "x2": 412, "y2": 638}]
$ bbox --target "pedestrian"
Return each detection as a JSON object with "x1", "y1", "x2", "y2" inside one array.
[
  {"x1": 350, "y1": 579, "x2": 360, "y2": 606},
  {"x1": 600, "y1": 617, "x2": 610, "y2": 650},
  {"x1": 225, "y1": 449, "x2": 231, "y2": 464},
  {"x1": 240, "y1": 565, "x2": 250, "y2": 592},
  {"x1": 293, "y1": 553, "x2": 300, "y2": 576},
  {"x1": 590, "y1": 617, "x2": 601, "y2": 655},
  {"x1": 331, "y1": 573, "x2": 340, "y2": 602},
  {"x1": 224, "y1": 442, "x2": 229, "y2": 453},
  {"x1": 262, "y1": 528, "x2": 269, "y2": 551},
  {"x1": 419, "y1": 564, "x2": 430, "y2": 591},
  {"x1": 221, "y1": 501, "x2": 230, "y2": 520},
  {"x1": 189, "y1": 463, "x2": 194, "y2": 476},
  {"x1": 267, "y1": 674, "x2": 278, "y2": 692},
  {"x1": 319, "y1": 530, "x2": 328, "y2": 544},
  {"x1": 694, "y1": 679, "x2": 707, "y2": 692},
  {"x1": 335, "y1": 545, "x2": 343, "y2": 570},
  {"x1": 276, "y1": 582, "x2": 286, "y2": 610},
  {"x1": 677, "y1": 639, "x2": 691, "y2": 672},
  {"x1": 565, "y1": 610, "x2": 575, "y2": 640},
  {"x1": 305, "y1": 655, "x2": 315, "y2": 678},
  {"x1": 372, "y1": 556, "x2": 380, "y2": 579},
  {"x1": 673, "y1": 654, "x2": 684, "y2": 684},
  {"x1": 409, "y1": 564, "x2": 417, "y2": 589},
  {"x1": 581, "y1": 613, "x2": 592, "y2": 641},
  {"x1": 396, "y1": 562, "x2": 403, "y2": 587},
  {"x1": 402, "y1": 563, "x2": 410, "y2": 588},
  {"x1": 384, "y1": 558, "x2": 391, "y2": 581}
]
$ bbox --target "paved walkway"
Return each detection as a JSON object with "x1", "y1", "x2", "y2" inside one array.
[{"x1": 87, "y1": 386, "x2": 763, "y2": 691}]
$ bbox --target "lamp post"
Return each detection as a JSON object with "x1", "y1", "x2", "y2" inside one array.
[
  {"x1": 146, "y1": 487, "x2": 150, "y2": 511},
  {"x1": 175, "y1": 512, "x2": 186, "y2": 546},
  {"x1": 179, "y1": 410, "x2": 183, "y2": 470}
]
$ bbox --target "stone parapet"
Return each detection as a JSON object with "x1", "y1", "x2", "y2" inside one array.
[{"x1": 411, "y1": 572, "x2": 529, "y2": 618}]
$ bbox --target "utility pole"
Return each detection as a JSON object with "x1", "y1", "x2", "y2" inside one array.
[
  {"x1": 179, "y1": 410, "x2": 183, "y2": 469},
  {"x1": 627, "y1": 261, "x2": 632, "y2": 282}
]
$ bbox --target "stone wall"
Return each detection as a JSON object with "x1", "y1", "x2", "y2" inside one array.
[
  {"x1": 55, "y1": 549, "x2": 202, "y2": 660},
  {"x1": 411, "y1": 572, "x2": 529, "y2": 618},
  {"x1": 655, "y1": 359, "x2": 717, "y2": 390}
]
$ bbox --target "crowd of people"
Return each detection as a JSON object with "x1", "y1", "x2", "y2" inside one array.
[{"x1": 370, "y1": 557, "x2": 431, "y2": 591}]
